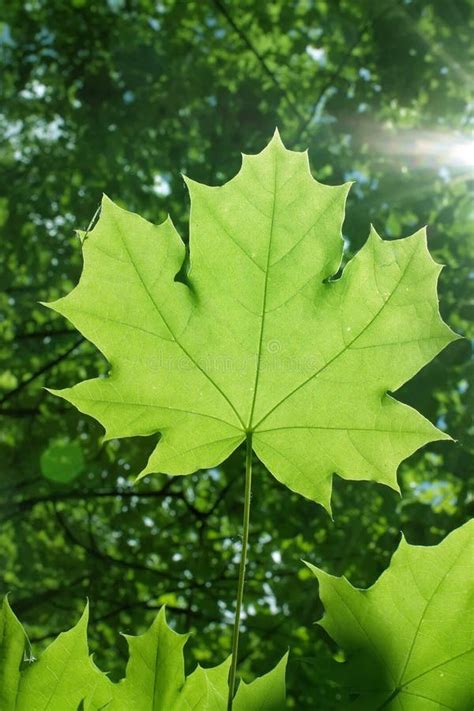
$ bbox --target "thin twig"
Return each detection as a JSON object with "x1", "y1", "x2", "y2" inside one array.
[
  {"x1": 211, "y1": 0, "x2": 306, "y2": 124},
  {"x1": 0, "y1": 337, "x2": 84, "y2": 405}
]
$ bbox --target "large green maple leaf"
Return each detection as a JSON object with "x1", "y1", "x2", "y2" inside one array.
[
  {"x1": 307, "y1": 520, "x2": 474, "y2": 709},
  {"x1": 46, "y1": 131, "x2": 456, "y2": 509}
]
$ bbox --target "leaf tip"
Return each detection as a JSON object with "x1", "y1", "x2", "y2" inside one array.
[
  {"x1": 387, "y1": 476, "x2": 402, "y2": 496},
  {"x1": 182, "y1": 173, "x2": 199, "y2": 187},
  {"x1": 302, "y1": 559, "x2": 321, "y2": 577},
  {"x1": 45, "y1": 386, "x2": 63, "y2": 398},
  {"x1": 39, "y1": 299, "x2": 53, "y2": 310},
  {"x1": 135, "y1": 466, "x2": 151, "y2": 483},
  {"x1": 368, "y1": 223, "x2": 382, "y2": 241},
  {"x1": 319, "y1": 489, "x2": 333, "y2": 518},
  {"x1": 40, "y1": 295, "x2": 69, "y2": 315},
  {"x1": 436, "y1": 428, "x2": 456, "y2": 443},
  {"x1": 163, "y1": 213, "x2": 175, "y2": 228}
]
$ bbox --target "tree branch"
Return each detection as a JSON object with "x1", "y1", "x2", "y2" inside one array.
[
  {"x1": 0, "y1": 337, "x2": 84, "y2": 405},
  {"x1": 211, "y1": 0, "x2": 306, "y2": 124}
]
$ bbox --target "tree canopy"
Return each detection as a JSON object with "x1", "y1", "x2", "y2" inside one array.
[{"x1": 0, "y1": 1, "x2": 472, "y2": 708}]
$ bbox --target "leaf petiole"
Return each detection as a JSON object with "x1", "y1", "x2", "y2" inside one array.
[{"x1": 227, "y1": 432, "x2": 253, "y2": 710}]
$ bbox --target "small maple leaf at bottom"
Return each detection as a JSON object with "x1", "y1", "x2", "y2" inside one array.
[
  {"x1": 44, "y1": 130, "x2": 458, "y2": 510},
  {"x1": 0, "y1": 600, "x2": 287, "y2": 711}
]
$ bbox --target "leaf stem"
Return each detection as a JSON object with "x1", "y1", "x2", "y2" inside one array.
[{"x1": 227, "y1": 432, "x2": 253, "y2": 710}]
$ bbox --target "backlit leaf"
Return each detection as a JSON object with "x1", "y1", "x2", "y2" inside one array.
[
  {"x1": 83, "y1": 607, "x2": 286, "y2": 710},
  {"x1": 45, "y1": 132, "x2": 457, "y2": 509},
  {"x1": 4, "y1": 604, "x2": 102, "y2": 711},
  {"x1": 307, "y1": 520, "x2": 474, "y2": 709},
  {"x1": 1, "y1": 603, "x2": 287, "y2": 710},
  {"x1": 0, "y1": 598, "x2": 27, "y2": 711}
]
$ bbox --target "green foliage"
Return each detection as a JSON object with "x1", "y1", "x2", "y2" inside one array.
[
  {"x1": 308, "y1": 521, "x2": 474, "y2": 709},
  {"x1": 40, "y1": 438, "x2": 85, "y2": 483},
  {"x1": 0, "y1": 598, "x2": 101, "y2": 711},
  {"x1": 1, "y1": 1, "x2": 472, "y2": 708},
  {"x1": 45, "y1": 134, "x2": 455, "y2": 511},
  {"x1": 88, "y1": 607, "x2": 188, "y2": 710},
  {"x1": 233, "y1": 655, "x2": 287, "y2": 711},
  {"x1": 1, "y1": 601, "x2": 286, "y2": 711},
  {"x1": 0, "y1": 599, "x2": 26, "y2": 710},
  {"x1": 4, "y1": 520, "x2": 473, "y2": 709},
  {"x1": 36, "y1": 130, "x2": 464, "y2": 710}
]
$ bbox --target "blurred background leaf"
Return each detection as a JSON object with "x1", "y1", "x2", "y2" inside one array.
[{"x1": 40, "y1": 438, "x2": 85, "y2": 484}]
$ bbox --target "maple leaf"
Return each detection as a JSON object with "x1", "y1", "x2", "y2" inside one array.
[
  {"x1": 0, "y1": 599, "x2": 102, "y2": 711},
  {"x1": 86, "y1": 607, "x2": 188, "y2": 710},
  {"x1": 307, "y1": 520, "x2": 474, "y2": 709},
  {"x1": 0, "y1": 601, "x2": 286, "y2": 711},
  {"x1": 85, "y1": 607, "x2": 287, "y2": 710},
  {"x1": 45, "y1": 131, "x2": 457, "y2": 509},
  {"x1": 0, "y1": 598, "x2": 26, "y2": 710}
]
